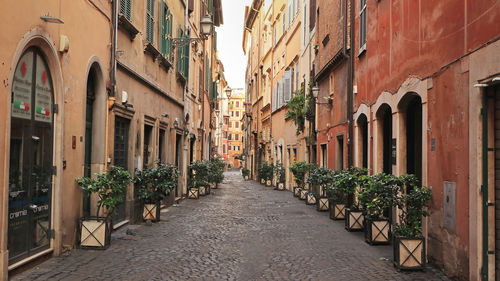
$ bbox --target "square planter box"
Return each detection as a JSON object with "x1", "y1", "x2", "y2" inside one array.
[
  {"x1": 345, "y1": 208, "x2": 364, "y2": 231},
  {"x1": 294, "y1": 187, "x2": 302, "y2": 197},
  {"x1": 188, "y1": 188, "x2": 199, "y2": 199},
  {"x1": 210, "y1": 182, "x2": 217, "y2": 189},
  {"x1": 261, "y1": 179, "x2": 266, "y2": 185},
  {"x1": 365, "y1": 217, "x2": 391, "y2": 245},
  {"x1": 206, "y1": 185, "x2": 211, "y2": 195},
  {"x1": 393, "y1": 236, "x2": 426, "y2": 270},
  {"x1": 244, "y1": 176, "x2": 249, "y2": 180},
  {"x1": 299, "y1": 189, "x2": 308, "y2": 200},
  {"x1": 306, "y1": 193, "x2": 317, "y2": 205},
  {"x1": 77, "y1": 216, "x2": 111, "y2": 250},
  {"x1": 277, "y1": 183, "x2": 285, "y2": 191},
  {"x1": 199, "y1": 186, "x2": 207, "y2": 196},
  {"x1": 143, "y1": 203, "x2": 160, "y2": 222},
  {"x1": 316, "y1": 197, "x2": 329, "y2": 212},
  {"x1": 266, "y1": 180, "x2": 272, "y2": 187},
  {"x1": 329, "y1": 202, "x2": 346, "y2": 220}
]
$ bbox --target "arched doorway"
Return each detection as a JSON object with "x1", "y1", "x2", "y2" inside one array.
[
  {"x1": 8, "y1": 48, "x2": 54, "y2": 264},
  {"x1": 83, "y1": 68, "x2": 96, "y2": 217},
  {"x1": 377, "y1": 104, "x2": 393, "y2": 174},
  {"x1": 357, "y1": 114, "x2": 369, "y2": 169}
]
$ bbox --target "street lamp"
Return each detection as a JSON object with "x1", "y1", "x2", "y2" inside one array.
[
  {"x1": 311, "y1": 86, "x2": 332, "y2": 105},
  {"x1": 172, "y1": 14, "x2": 214, "y2": 47},
  {"x1": 225, "y1": 87, "x2": 232, "y2": 99}
]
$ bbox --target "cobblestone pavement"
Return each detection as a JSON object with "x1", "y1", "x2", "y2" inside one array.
[{"x1": 12, "y1": 171, "x2": 449, "y2": 281}]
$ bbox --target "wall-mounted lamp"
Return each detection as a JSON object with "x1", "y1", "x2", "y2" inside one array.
[
  {"x1": 311, "y1": 86, "x2": 332, "y2": 105},
  {"x1": 173, "y1": 118, "x2": 179, "y2": 127},
  {"x1": 225, "y1": 87, "x2": 232, "y2": 98},
  {"x1": 162, "y1": 114, "x2": 169, "y2": 118}
]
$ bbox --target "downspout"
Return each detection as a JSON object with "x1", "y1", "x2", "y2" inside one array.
[
  {"x1": 106, "y1": 0, "x2": 118, "y2": 170},
  {"x1": 346, "y1": 0, "x2": 354, "y2": 168},
  {"x1": 481, "y1": 90, "x2": 490, "y2": 281}
]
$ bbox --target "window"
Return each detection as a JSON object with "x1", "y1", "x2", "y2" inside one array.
[
  {"x1": 223, "y1": 131, "x2": 227, "y2": 138},
  {"x1": 303, "y1": 2, "x2": 307, "y2": 43},
  {"x1": 224, "y1": 117, "x2": 229, "y2": 125},
  {"x1": 161, "y1": 4, "x2": 173, "y2": 61},
  {"x1": 236, "y1": 111, "x2": 239, "y2": 117},
  {"x1": 120, "y1": 0, "x2": 132, "y2": 20},
  {"x1": 288, "y1": 1, "x2": 291, "y2": 27},
  {"x1": 336, "y1": 135, "x2": 344, "y2": 170},
  {"x1": 310, "y1": 0, "x2": 316, "y2": 31},
  {"x1": 273, "y1": 25, "x2": 277, "y2": 46},
  {"x1": 146, "y1": 0, "x2": 155, "y2": 43},
  {"x1": 177, "y1": 26, "x2": 189, "y2": 79},
  {"x1": 282, "y1": 13, "x2": 286, "y2": 35},
  {"x1": 229, "y1": 121, "x2": 232, "y2": 128},
  {"x1": 228, "y1": 145, "x2": 231, "y2": 151},
  {"x1": 223, "y1": 144, "x2": 226, "y2": 153},
  {"x1": 359, "y1": 0, "x2": 367, "y2": 51},
  {"x1": 235, "y1": 134, "x2": 239, "y2": 141},
  {"x1": 236, "y1": 101, "x2": 239, "y2": 107}
]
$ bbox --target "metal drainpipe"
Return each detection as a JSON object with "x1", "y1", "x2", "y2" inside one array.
[
  {"x1": 481, "y1": 89, "x2": 489, "y2": 281},
  {"x1": 347, "y1": 0, "x2": 354, "y2": 168}
]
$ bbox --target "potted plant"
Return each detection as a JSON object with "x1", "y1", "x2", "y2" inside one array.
[
  {"x1": 258, "y1": 163, "x2": 266, "y2": 185},
  {"x1": 306, "y1": 191, "x2": 318, "y2": 205},
  {"x1": 359, "y1": 173, "x2": 399, "y2": 245},
  {"x1": 76, "y1": 166, "x2": 132, "y2": 249},
  {"x1": 265, "y1": 163, "x2": 274, "y2": 186},
  {"x1": 345, "y1": 167, "x2": 369, "y2": 231},
  {"x1": 290, "y1": 161, "x2": 314, "y2": 199},
  {"x1": 307, "y1": 166, "x2": 333, "y2": 212},
  {"x1": 242, "y1": 167, "x2": 250, "y2": 180},
  {"x1": 393, "y1": 174, "x2": 432, "y2": 270},
  {"x1": 134, "y1": 163, "x2": 178, "y2": 222},
  {"x1": 207, "y1": 157, "x2": 225, "y2": 190},
  {"x1": 188, "y1": 161, "x2": 209, "y2": 199},
  {"x1": 274, "y1": 162, "x2": 286, "y2": 190}
]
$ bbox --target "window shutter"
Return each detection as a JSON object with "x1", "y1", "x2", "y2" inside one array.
[
  {"x1": 161, "y1": 3, "x2": 166, "y2": 55},
  {"x1": 310, "y1": 0, "x2": 316, "y2": 31},
  {"x1": 272, "y1": 83, "x2": 277, "y2": 111},
  {"x1": 188, "y1": 0, "x2": 194, "y2": 14},
  {"x1": 146, "y1": 0, "x2": 155, "y2": 43},
  {"x1": 278, "y1": 80, "x2": 283, "y2": 108},
  {"x1": 284, "y1": 71, "x2": 291, "y2": 102},
  {"x1": 177, "y1": 26, "x2": 183, "y2": 74},
  {"x1": 166, "y1": 10, "x2": 172, "y2": 61},
  {"x1": 120, "y1": 0, "x2": 132, "y2": 21}
]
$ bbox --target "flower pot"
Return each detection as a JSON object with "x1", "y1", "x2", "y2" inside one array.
[
  {"x1": 278, "y1": 183, "x2": 285, "y2": 190},
  {"x1": 206, "y1": 185, "x2": 211, "y2": 195},
  {"x1": 199, "y1": 186, "x2": 207, "y2": 196},
  {"x1": 261, "y1": 179, "x2": 266, "y2": 185},
  {"x1": 188, "y1": 188, "x2": 199, "y2": 199},
  {"x1": 210, "y1": 182, "x2": 217, "y2": 189},
  {"x1": 294, "y1": 187, "x2": 301, "y2": 197},
  {"x1": 345, "y1": 208, "x2": 364, "y2": 231},
  {"x1": 266, "y1": 180, "x2": 272, "y2": 187},
  {"x1": 306, "y1": 193, "x2": 317, "y2": 205},
  {"x1": 299, "y1": 189, "x2": 308, "y2": 200},
  {"x1": 393, "y1": 236, "x2": 426, "y2": 270},
  {"x1": 316, "y1": 197, "x2": 329, "y2": 212},
  {"x1": 78, "y1": 216, "x2": 111, "y2": 249},
  {"x1": 143, "y1": 202, "x2": 160, "y2": 222},
  {"x1": 245, "y1": 176, "x2": 249, "y2": 180},
  {"x1": 329, "y1": 202, "x2": 346, "y2": 220},
  {"x1": 364, "y1": 217, "x2": 391, "y2": 245}
]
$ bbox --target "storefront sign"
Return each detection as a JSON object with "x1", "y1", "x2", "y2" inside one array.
[{"x1": 12, "y1": 52, "x2": 33, "y2": 120}]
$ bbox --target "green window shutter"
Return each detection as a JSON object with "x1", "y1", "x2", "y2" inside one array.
[
  {"x1": 166, "y1": 10, "x2": 172, "y2": 61},
  {"x1": 146, "y1": 0, "x2": 155, "y2": 43},
  {"x1": 184, "y1": 33, "x2": 190, "y2": 80},
  {"x1": 161, "y1": 3, "x2": 166, "y2": 55},
  {"x1": 177, "y1": 26, "x2": 184, "y2": 76},
  {"x1": 120, "y1": 0, "x2": 132, "y2": 20}
]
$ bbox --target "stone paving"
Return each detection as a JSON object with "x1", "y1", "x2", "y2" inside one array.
[{"x1": 11, "y1": 171, "x2": 449, "y2": 281}]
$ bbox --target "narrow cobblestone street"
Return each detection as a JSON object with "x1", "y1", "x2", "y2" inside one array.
[{"x1": 12, "y1": 172, "x2": 448, "y2": 281}]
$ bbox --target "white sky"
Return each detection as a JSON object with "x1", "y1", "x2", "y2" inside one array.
[{"x1": 216, "y1": 0, "x2": 252, "y2": 89}]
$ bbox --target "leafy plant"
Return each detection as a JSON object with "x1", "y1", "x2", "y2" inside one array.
[
  {"x1": 76, "y1": 166, "x2": 132, "y2": 217},
  {"x1": 274, "y1": 162, "x2": 286, "y2": 184},
  {"x1": 258, "y1": 162, "x2": 274, "y2": 181},
  {"x1": 307, "y1": 166, "x2": 334, "y2": 196},
  {"x1": 394, "y1": 174, "x2": 432, "y2": 237},
  {"x1": 242, "y1": 167, "x2": 250, "y2": 178},
  {"x1": 188, "y1": 161, "x2": 209, "y2": 189},
  {"x1": 289, "y1": 161, "x2": 315, "y2": 190},
  {"x1": 134, "y1": 163, "x2": 178, "y2": 204},
  {"x1": 357, "y1": 173, "x2": 400, "y2": 220},
  {"x1": 285, "y1": 85, "x2": 310, "y2": 135},
  {"x1": 207, "y1": 157, "x2": 225, "y2": 184}
]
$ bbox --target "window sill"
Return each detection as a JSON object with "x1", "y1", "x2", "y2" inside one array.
[
  {"x1": 176, "y1": 71, "x2": 187, "y2": 84},
  {"x1": 144, "y1": 41, "x2": 162, "y2": 61},
  {"x1": 118, "y1": 14, "x2": 139, "y2": 41},
  {"x1": 358, "y1": 44, "x2": 367, "y2": 57},
  {"x1": 158, "y1": 55, "x2": 172, "y2": 71}
]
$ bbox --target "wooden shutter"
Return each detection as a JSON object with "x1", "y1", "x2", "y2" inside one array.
[
  {"x1": 278, "y1": 80, "x2": 283, "y2": 108},
  {"x1": 272, "y1": 83, "x2": 277, "y2": 111},
  {"x1": 166, "y1": 10, "x2": 173, "y2": 61},
  {"x1": 120, "y1": 0, "x2": 132, "y2": 20},
  {"x1": 284, "y1": 70, "x2": 291, "y2": 102},
  {"x1": 310, "y1": 0, "x2": 316, "y2": 31},
  {"x1": 161, "y1": 3, "x2": 166, "y2": 55},
  {"x1": 146, "y1": 0, "x2": 155, "y2": 43},
  {"x1": 188, "y1": 0, "x2": 194, "y2": 14}
]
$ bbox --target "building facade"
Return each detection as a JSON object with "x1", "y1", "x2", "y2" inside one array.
[
  {"x1": 227, "y1": 88, "x2": 245, "y2": 168},
  {"x1": 0, "y1": 0, "x2": 223, "y2": 279}
]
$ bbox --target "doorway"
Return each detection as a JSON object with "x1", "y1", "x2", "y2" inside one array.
[
  {"x1": 83, "y1": 68, "x2": 96, "y2": 217},
  {"x1": 8, "y1": 49, "x2": 54, "y2": 264},
  {"x1": 377, "y1": 104, "x2": 393, "y2": 174},
  {"x1": 405, "y1": 95, "x2": 423, "y2": 185},
  {"x1": 357, "y1": 114, "x2": 368, "y2": 168},
  {"x1": 112, "y1": 116, "x2": 130, "y2": 225}
]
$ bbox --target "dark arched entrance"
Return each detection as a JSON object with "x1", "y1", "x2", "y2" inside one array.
[
  {"x1": 357, "y1": 114, "x2": 368, "y2": 169},
  {"x1": 404, "y1": 95, "x2": 422, "y2": 185},
  {"x1": 8, "y1": 48, "x2": 54, "y2": 264},
  {"x1": 377, "y1": 104, "x2": 393, "y2": 174}
]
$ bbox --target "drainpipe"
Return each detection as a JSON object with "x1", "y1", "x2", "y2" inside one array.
[
  {"x1": 106, "y1": 0, "x2": 118, "y2": 170},
  {"x1": 346, "y1": 0, "x2": 354, "y2": 168},
  {"x1": 481, "y1": 90, "x2": 490, "y2": 281}
]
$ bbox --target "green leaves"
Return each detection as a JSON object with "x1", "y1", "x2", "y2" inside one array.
[
  {"x1": 76, "y1": 166, "x2": 132, "y2": 217},
  {"x1": 289, "y1": 161, "x2": 315, "y2": 189},
  {"x1": 258, "y1": 162, "x2": 274, "y2": 181},
  {"x1": 134, "y1": 162, "x2": 179, "y2": 204},
  {"x1": 274, "y1": 162, "x2": 286, "y2": 183},
  {"x1": 285, "y1": 86, "x2": 310, "y2": 135},
  {"x1": 188, "y1": 158, "x2": 225, "y2": 189},
  {"x1": 207, "y1": 157, "x2": 225, "y2": 184},
  {"x1": 242, "y1": 167, "x2": 250, "y2": 178}
]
